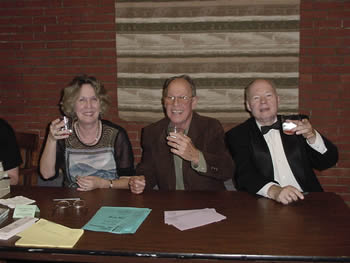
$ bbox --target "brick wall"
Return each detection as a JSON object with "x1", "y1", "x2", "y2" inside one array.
[
  {"x1": 0, "y1": 0, "x2": 126, "y2": 160},
  {"x1": 0, "y1": 0, "x2": 349, "y2": 204},
  {"x1": 299, "y1": 0, "x2": 350, "y2": 204}
]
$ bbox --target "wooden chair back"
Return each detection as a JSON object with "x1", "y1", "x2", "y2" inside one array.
[{"x1": 15, "y1": 132, "x2": 39, "y2": 185}]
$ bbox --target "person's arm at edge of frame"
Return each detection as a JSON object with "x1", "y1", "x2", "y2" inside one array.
[{"x1": 6, "y1": 167, "x2": 19, "y2": 185}]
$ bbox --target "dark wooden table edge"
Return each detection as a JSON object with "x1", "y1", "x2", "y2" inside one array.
[{"x1": 1, "y1": 247, "x2": 350, "y2": 262}]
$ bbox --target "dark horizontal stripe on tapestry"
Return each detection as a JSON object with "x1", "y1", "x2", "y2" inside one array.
[
  {"x1": 116, "y1": 21, "x2": 299, "y2": 34},
  {"x1": 117, "y1": 78, "x2": 298, "y2": 89}
]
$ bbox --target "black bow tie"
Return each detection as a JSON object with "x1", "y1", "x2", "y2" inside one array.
[{"x1": 261, "y1": 121, "x2": 281, "y2": 135}]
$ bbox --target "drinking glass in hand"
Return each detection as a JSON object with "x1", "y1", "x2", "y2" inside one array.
[
  {"x1": 281, "y1": 114, "x2": 301, "y2": 135},
  {"x1": 167, "y1": 124, "x2": 184, "y2": 138},
  {"x1": 60, "y1": 116, "x2": 72, "y2": 134}
]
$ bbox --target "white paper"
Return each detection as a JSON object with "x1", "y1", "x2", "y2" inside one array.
[
  {"x1": 0, "y1": 217, "x2": 37, "y2": 240},
  {"x1": 0, "y1": 196, "x2": 35, "y2": 209}
]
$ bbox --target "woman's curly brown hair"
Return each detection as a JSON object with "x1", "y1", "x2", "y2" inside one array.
[{"x1": 60, "y1": 74, "x2": 110, "y2": 118}]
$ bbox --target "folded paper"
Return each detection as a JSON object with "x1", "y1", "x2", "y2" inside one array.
[{"x1": 15, "y1": 218, "x2": 83, "y2": 248}]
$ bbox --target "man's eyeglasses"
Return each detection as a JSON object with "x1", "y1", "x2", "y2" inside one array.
[{"x1": 164, "y1": 96, "x2": 192, "y2": 104}]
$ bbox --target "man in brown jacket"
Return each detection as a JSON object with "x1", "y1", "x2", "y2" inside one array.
[{"x1": 129, "y1": 75, "x2": 234, "y2": 193}]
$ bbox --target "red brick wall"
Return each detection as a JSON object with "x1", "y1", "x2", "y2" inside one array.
[
  {"x1": 0, "y1": 0, "x2": 349, "y2": 204},
  {"x1": 299, "y1": 0, "x2": 350, "y2": 204},
  {"x1": 0, "y1": 0, "x2": 142, "y2": 160}
]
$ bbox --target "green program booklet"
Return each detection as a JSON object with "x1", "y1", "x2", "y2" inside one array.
[{"x1": 83, "y1": 206, "x2": 151, "y2": 234}]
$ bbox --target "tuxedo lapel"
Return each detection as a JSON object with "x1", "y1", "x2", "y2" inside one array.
[{"x1": 248, "y1": 118, "x2": 274, "y2": 181}]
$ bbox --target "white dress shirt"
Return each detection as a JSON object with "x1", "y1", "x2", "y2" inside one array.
[{"x1": 256, "y1": 120, "x2": 327, "y2": 198}]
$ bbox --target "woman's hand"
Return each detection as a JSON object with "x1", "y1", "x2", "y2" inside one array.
[
  {"x1": 76, "y1": 176, "x2": 104, "y2": 191},
  {"x1": 49, "y1": 118, "x2": 71, "y2": 141}
]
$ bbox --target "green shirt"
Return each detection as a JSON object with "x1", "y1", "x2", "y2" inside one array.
[{"x1": 172, "y1": 128, "x2": 207, "y2": 190}]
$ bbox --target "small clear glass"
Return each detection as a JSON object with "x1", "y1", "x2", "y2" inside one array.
[
  {"x1": 281, "y1": 115, "x2": 300, "y2": 135},
  {"x1": 60, "y1": 116, "x2": 72, "y2": 133},
  {"x1": 167, "y1": 123, "x2": 184, "y2": 138}
]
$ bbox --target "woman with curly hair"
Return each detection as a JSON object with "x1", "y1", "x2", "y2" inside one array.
[{"x1": 40, "y1": 74, "x2": 136, "y2": 191}]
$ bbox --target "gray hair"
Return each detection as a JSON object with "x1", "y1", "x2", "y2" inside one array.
[{"x1": 162, "y1": 74, "x2": 197, "y2": 98}]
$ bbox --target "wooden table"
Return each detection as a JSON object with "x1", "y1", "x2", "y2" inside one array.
[{"x1": 0, "y1": 186, "x2": 350, "y2": 263}]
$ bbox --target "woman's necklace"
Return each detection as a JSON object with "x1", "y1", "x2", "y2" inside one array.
[{"x1": 75, "y1": 120, "x2": 101, "y2": 145}]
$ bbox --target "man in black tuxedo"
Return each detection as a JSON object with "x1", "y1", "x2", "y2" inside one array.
[{"x1": 226, "y1": 79, "x2": 338, "y2": 205}]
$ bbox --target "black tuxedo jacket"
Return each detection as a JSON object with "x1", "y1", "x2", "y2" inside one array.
[
  {"x1": 225, "y1": 116, "x2": 338, "y2": 194},
  {"x1": 136, "y1": 112, "x2": 234, "y2": 191}
]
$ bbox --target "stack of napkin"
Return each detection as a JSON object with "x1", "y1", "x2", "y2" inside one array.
[{"x1": 164, "y1": 208, "x2": 226, "y2": 231}]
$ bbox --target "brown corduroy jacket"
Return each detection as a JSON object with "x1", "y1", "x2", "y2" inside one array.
[{"x1": 136, "y1": 112, "x2": 235, "y2": 191}]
